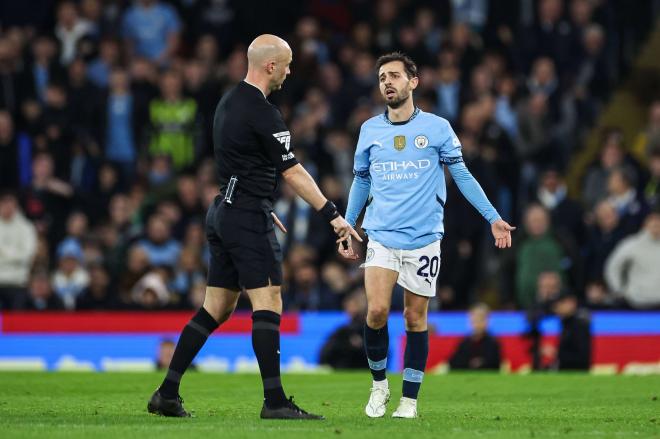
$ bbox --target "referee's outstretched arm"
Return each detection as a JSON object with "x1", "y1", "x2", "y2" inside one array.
[{"x1": 282, "y1": 163, "x2": 362, "y2": 250}]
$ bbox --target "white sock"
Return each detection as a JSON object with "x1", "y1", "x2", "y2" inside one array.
[{"x1": 373, "y1": 378, "x2": 389, "y2": 389}]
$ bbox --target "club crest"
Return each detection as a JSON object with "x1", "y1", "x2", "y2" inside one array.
[
  {"x1": 414, "y1": 135, "x2": 429, "y2": 149},
  {"x1": 393, "y1": 135, "x2": 406, "y2": 151},
  {"x1": 366, "y1": 248, "x2": 375, "y2": 262}
]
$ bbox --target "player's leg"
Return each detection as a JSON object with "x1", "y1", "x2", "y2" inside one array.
[
  {"x1": 363, "y1": 265, "x2": 398, "y2": 417},
  {"x1": 391, "y1": 240, "x2": 439, "y2": 418},
  {"x1": 392, "y1": 290, "x2": 429, "y2": 419}
]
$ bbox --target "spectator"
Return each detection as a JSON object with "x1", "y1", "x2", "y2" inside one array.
[
  {"x1": 121, "y1": 0, "x2": 181, "y2": 64},
  {"x1": 643, "y1": 147, "x2": 660, "y2": 208},
  {"x1": 534, "y1": 169, "x2": 584, "y2": 243},
  {"x1": 52, "y1": 238, "x2": 90, "y2": 310},
  {"x1": 148, "y1": 70, "x2": 197, "y2": 169},
  {"x1": 535, "y1": 271, "x2": 563, "y2": 305},
  {"x1": 172, "y1": 247, "x2": 205, "y2": 298},
  {"x1": 632, "y1": 100, "x2": 660, "y2": 162},
  {"x1": 55, "y1": 1, "x2": 94, "y2": 65},
  {"x1": 19, "y1": 35, "x2": 63, "y2": 104},
  {"x1": 0, "y1": 191, "x2": 37, "y2": 309},
  {"x1": 605, "y1": 208, "x2": 660, "y2": 309},
  {"x1": 137, "y1": 214, "x2": 182, "y2": 268},
  {"x1": 582, "y1": 130, "x2": 639, "y2": 210},
  {"x1": 76, "y1": 264, "x2": 117, "y2": 310},
  {"x1": 87, "y1": 38, "x2": 121, "y2": 88},
  {"x1": 319, "y1": 288, "x2": 368, "y2": 369},
  {"x1": 118, "y1": 245, "x2": 150, "y2": 305},
  {"x1": 155, "y1": 339, "x2": 176, "y2": 370},
  {"x1": 584, "y1": 201, "x2": 626, "y2": 283},
  {"x1": 449, "y1": 303, "x2": 501, "y2": 370},
  {"x1": 131, "y1": 270, "x2": 171, "y2": 309},
  {"x1": 0, "y1": 111, "x2": 18, "y2": 189},
  {"x1": 516, "y1": 204, "x2": 566, "y2": 309},
  {"x1": 286, "y1": 263, "x2": 337, "y2": 311},
  {"x1": 604, "y1": 167, "x2": 647, "y2": 235},
  {"x1": 16, "y1": 270, "x2": 65, "y2": 311},
  {"x1": 100, "y1": 69, "x2": 137, "y2": 180},
  {"x1": 548, "y1": 293, "x2": 592, "y2": 371}
]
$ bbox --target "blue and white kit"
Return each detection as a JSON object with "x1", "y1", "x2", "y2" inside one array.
[{"x1": 345, "y1": 108, "x2": 501, "y2": 296}]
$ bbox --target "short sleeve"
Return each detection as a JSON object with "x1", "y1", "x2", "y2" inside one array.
[
  {"x1": 252, "y1": 104, "x2": 299, "y2": 172},
  {"x1": 438, "y1": 119, "x2": 463, "y2": 165},
  {"x1": 353, "y1": 123, "x2": 371, "y2": 177}
]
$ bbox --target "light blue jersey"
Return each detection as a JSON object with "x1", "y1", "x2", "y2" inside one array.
[{"x1": 345, "y1": 108, "x2": 501, "y2": 250}]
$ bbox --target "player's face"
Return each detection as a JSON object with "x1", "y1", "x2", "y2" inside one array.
[
  {"x1": 270, "y1": 50, "x2": 292, "y2": 91},
  {"x1": 378, "y1": 61, "x2": 418, "y2": 109}
]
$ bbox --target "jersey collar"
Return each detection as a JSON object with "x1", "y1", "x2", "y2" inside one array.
[
  {"x1": 242, "y1": 80, "x2": 267, "y2": 99},
  {"x1": 383, "y1": 107, "x2": 420, "y2": 125}
]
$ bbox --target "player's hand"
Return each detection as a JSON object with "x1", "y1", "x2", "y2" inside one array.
[
  {"x1": 491, "y1": 219, "x2": 516, "y2": 248},
  {"x1": 330, "y1": 215, "x2": 363, "y2": 250},
  {"x1": 337, "y1": 236, "x2": 359, "y2": 260}
]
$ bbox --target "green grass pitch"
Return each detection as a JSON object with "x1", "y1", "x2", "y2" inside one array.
[{"x1": 0, "y1": 372, "x2": 658, "y2": 438}]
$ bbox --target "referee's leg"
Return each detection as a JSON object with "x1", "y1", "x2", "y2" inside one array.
[
  {"x1": 148, "y1": 286, "x2": 240, "y2": 417},
  {"x1": 245, "y1": 284, "x2": 323, "y2": 419}
]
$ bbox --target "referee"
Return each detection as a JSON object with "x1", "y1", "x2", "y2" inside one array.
[{"x1": 148, "y1": 34, "x2": 361, "y2": 420}]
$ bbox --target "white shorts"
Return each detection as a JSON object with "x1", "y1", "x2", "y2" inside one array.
[{"x1": 361, "y1": 239, "x2": 441, "y2": 297}]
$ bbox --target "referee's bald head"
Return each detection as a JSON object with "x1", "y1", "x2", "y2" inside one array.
[
  {"x1": 246, "y1": 34, "x2": 292, "y2": 91},
  {"x1": 247, "y1": 34, "x2": 290, "y2": 68}
]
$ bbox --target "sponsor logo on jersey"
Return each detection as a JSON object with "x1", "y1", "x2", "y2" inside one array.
[
  {"x1": 273, "y1": 131, "x2": 291, "y2": 151},
  {"x1": 452, "y1": 134, "x2": 460, "y2": 147},
  {"x1": 414, "y1": 135, "x2": 429, "y2": 149},
  {"x1": 371, "y1": 159, "x2": 432, "y2": 181},
  {"x1": 393, "y1": 135, "x2": 406, "y2": 151},
  {"x1": 371, "y1": 159, "x2": 431, "y2": 173},
  {"x1": 281, "y1": 152, "x2": 295, "y2": 161}
]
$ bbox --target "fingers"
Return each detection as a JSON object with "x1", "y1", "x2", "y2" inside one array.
[
  {"x1": 349, "y1": 227, "x2": 363, "y2": 242},
  {"x1": 336, "y1": 242, "x2": 359, "y2": 260},
  {"x1": 270, "y1": 212, "x2": 287, "y2": 234}
]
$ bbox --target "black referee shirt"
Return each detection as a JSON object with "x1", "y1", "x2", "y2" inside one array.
[{"x1": 213, "y1": 81, "x2": 298, "y2": 207}]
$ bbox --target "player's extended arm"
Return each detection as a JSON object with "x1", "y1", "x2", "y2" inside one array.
[
  {"x1": 282, "y1": 164, "x2": 362, "y2": 244},
  {"x1": 447, "y1": 161, "x2": 515, "y2": 248},
  {"x1": 345, "y1": 172, "x2": 371, "y2": 228}
]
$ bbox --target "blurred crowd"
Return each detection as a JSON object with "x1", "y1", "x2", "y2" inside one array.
[{"x1": 1, "y1": 0, "x2": 659, "y2": 312}]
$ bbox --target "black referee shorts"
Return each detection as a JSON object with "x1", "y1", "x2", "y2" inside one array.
[{"x1": 205, "y1": 197, "x2": 283, "y2": 290}]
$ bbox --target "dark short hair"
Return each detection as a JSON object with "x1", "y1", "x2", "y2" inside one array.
[{"x1": 375, "y1": 52, "x2": 418, "y2": 79}]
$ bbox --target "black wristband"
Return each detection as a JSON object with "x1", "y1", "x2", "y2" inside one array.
[{"x1": 319, "y1": 200, "x2": 340, "y2": 222}]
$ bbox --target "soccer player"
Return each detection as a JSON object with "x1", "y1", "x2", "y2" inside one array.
[
  {"x1": 147, "y1": 34, "x2": 360, "y2": 420},
  {"x1": 340, "y1": 52, "x2": 515, "y2": 418}
]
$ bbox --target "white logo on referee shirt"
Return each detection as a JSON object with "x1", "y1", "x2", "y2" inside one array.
[{"x1": 273, "y1": 131, "x2": 291, "y2": 151}]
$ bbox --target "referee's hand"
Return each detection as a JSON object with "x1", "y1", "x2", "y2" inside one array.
[{"x1": 330, "y1": 216, "x2": 362, "y2": 260}]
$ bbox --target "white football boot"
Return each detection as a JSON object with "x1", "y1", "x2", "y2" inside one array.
[
  {"x1": 365, "y1": 379, "x2": 390, "y2": 418},
  {"x1": 392, "y1": 397, "x2": 417, "y2": 418}
]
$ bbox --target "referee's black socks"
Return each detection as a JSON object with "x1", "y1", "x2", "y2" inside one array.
[
  {"x1": 252, "y1": 310, "x2": 288, "y2": 408},
  {"x1": 159, "y1": 307, "x2": 219, "y2": 399}
]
